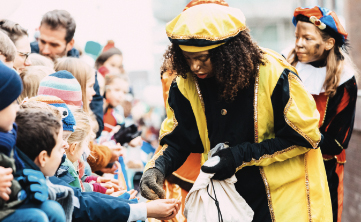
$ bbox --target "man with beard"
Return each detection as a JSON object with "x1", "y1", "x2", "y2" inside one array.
[
  {"x1": 31, "y1": 10, "x2": 104, "y2": 137},
  {"x1": 30, "y1": 10, "x2": 78, "y2": 60},
  {"x1": 140, "y1": 3, "x2": 332, "y2": 222}
]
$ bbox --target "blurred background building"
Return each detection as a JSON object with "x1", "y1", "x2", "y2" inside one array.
[{"x1": 1, "y1": 0, "x2": 360, "y2": 220}]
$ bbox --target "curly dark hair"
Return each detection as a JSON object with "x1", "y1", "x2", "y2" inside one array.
[{"x1": 163, "y1": 28, "x2": 265, "y2": 101}]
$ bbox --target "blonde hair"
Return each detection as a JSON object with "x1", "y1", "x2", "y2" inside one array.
[
  {"x1": 54, "y1": 58, "x2": 94, "y2": 113},
  {"x1": 28, "y1": 53, "x2": 54, "y2": 69},
  {"x1": 18, "y1": 66, "x2": 55, "y2": 102},
  {"x1": 67, "y1": 106, "x2": 91, "y2": 154},
  {"x1": 287, "y1": 28, "x2": 357, "y2": 97},
  {"x1": 20, "y1": 100, "x2": 62, "y2": 121}
]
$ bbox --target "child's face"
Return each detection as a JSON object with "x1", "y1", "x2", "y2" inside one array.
[
  {"x1": 62, "y1": 130, "x2": 72, "y2": 150},
  {"x1": 42, "y1": 127, "x2": 64, "y2": 176},
  {"x1": 86, "y1": 73, "x2": 96, "y2": 106},
  {"x1": 103, "y1": 54, "x2": 123, "y2": 74},
  {"x1": 0, "y1": 101, "x2": 19, "y2": 132},
  {"x1": 13, "y1": 36, "x2": 32, "y2": 73},
  {"x1": 67, "y1": 135, "x2": 89, "y2": 163},
  {"x1": 106, "y1": 79, "x2": 129, "y2": 107}
]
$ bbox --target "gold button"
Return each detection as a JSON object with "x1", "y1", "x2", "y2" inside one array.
[{"x1": 221, "y1": 109, "x2": 227, "y2": 115}]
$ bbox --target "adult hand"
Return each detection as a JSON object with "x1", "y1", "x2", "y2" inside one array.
[
  {"x1": 0, "y1": 167, "x2": 13, "y2": 201},
  {"x1": 201, "y1": 144, "x2": 236, "y2": 180},
  {"x1": 140, "y1": 168, "x2": 165, "y2": 200},
  {"x1": 146, "y1": 199, "x2": 181, "y2": 220}
]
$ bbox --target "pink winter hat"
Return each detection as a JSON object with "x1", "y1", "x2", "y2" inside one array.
[{"x1": 38, "y1": 70, "x2": 82, "y2": 107}]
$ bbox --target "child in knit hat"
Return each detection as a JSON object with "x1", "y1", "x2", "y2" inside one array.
[
  {"x1": 38, "y1": 70, "x2": 124, "y2": 177},
  {"x1": 28, "y1": 95, "x2": 76, "y2": 148},
  {"x1": 0, "y1": 60, "x2": 66, "y2": 222},
  {"x1": 28, "y1": 95, "x2": 76, "y2": 132},
  {"x1": 38, "y1": 70, "x2": 83, "y2": 107},
  {"x1": 25, "y1": 96, "x2": 121, "y2": 194},
  {"x1": 0, "y1": 60, "x2": 24, "y2": 211}
]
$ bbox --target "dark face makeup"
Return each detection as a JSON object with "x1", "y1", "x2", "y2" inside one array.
[
  {"x1": 294, "y1": 21, "x2": 328, "y2": 64},
  {"x1": 182, "y1": 50, "x2": 214, "y2": 79}
]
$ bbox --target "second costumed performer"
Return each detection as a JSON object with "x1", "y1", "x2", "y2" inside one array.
[{"x1": 140, "y1": 3, "x2": 332, "y2": 222}]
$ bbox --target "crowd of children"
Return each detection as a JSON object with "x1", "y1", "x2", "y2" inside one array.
[{"x1": 0, "y1": 9, "x2": 180, "y2": 222}]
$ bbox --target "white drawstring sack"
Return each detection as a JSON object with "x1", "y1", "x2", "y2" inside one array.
[{"x1": 184, "y1": 146, "x2": 254, "y2": 222}]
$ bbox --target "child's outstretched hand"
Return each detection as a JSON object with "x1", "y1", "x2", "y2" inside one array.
[
  {"x1": 97, "y1": 177, "x2": 120, "y2": 186},
  {"x1": 110, "y1": 189, "x2": 138, "y2": 200},
  {"x1": 110, "y1": 190, "x2": 126, "y2": 197},
  {"x1": 146, "y1": 199, "x2": 181, "y2": 220},
  {"x1": 0, "y1": 167, "x2": 13, "y2": 201},
  {"x1": 101, "y1": 181, "x2": 121, "y2": 191}
]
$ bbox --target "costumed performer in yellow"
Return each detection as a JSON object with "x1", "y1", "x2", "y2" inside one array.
[{"x1": 141, "y1": 3, "x2": 332, "y2": 221}]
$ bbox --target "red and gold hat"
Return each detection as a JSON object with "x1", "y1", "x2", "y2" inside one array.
[{"x1": 293, "y1": 6, "x2": 347, "y2": 44}]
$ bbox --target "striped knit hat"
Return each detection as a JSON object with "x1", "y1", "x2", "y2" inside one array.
[
  {"x1": 29, "y1": 95, "x2": 76, "y2": 132},
  {"x1": 38, "y1": 70, "x2": 82, "y2": 107}
]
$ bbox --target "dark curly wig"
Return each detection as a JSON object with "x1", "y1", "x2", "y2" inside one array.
[{"x1": 163, "y1": 28, "x2": 265, "y2": 101}]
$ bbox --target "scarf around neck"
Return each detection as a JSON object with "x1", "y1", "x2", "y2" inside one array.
[{"x1": 0, "y1": 123, "x2": 24, "y2": 170}]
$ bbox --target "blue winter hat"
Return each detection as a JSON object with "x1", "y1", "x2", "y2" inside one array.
[
  {"x1": 29, "y1": 95, "x2": 76, "y2": 132},
  {"x1": 0, "y1": 60, "x2": 23, "y2": 111}
]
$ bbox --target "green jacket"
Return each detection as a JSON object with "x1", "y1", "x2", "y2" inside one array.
[{"x1": 0, "y1": 153, "x2": 23, "y2": 220}]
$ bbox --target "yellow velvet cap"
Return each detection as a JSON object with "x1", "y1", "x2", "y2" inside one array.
[{"x1": 166, "y1": 3, "x2": 246, "y2": 51}]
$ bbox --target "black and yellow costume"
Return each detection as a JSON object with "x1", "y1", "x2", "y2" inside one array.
[
  {"x1": 145, "y1": 49, "x2": 332, "y2": 222},
  {"x1": 144, "y1": 3, "x2": 332, "y2": 221}
]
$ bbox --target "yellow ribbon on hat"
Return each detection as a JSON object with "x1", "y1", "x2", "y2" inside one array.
[
  {"x1": 179, "y1": 43, "x2": 225, "y2": 52},
  {"x1": 166, "y1": 3, "x2": 246, "y2": 50}
]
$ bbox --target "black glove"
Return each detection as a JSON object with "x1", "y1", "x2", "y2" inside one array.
[
  {"x1": 113, "y1": 124, "x2": 142, "y2": 145},
  {"x1": 201, "y1": 146, "x2": 236, "y2": 180},
  {"x1": 140, "y1": 168, "x2": 165, "y2": 200}
]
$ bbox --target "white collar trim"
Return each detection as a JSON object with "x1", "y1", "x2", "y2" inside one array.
[{"x1": 296, "y1": 62, "x2": 355, "y2": 95}]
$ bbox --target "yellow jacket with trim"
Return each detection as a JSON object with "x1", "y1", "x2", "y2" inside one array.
[{"x1": 145, "y1": 48, "x2": 332, "y2": 221}]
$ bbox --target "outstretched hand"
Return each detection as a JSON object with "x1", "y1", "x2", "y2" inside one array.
[
  {"x1": 140, "y1": 168, "x2": 165, "y2": 200},
  {"x1": 146, "y1": 198, "x2": 181, "y2": 220}
]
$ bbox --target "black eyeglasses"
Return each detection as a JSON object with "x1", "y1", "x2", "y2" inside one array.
[{"x1": 17, "y1": 51, "x2": 30, "y2": 62}]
